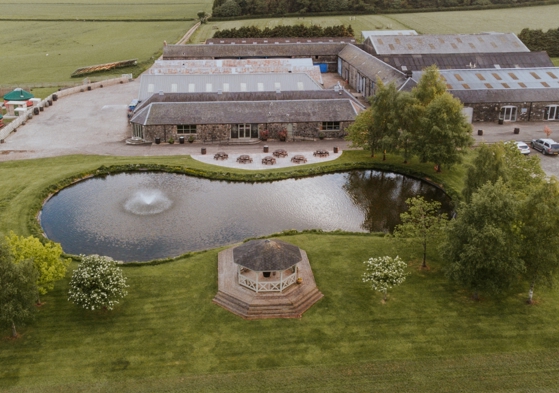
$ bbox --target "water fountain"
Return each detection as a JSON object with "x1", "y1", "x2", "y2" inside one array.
[{"x1": 124, "y1": 189, "x2": 172, "y2": 215}]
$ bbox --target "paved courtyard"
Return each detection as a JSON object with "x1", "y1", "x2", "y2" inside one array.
[{"x1": 1, "y1": 78, "x2": 559, "y2": 176}]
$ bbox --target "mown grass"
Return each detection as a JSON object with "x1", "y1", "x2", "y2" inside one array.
[
  {"x1": 191, "y1": 4, "x2": 559, "y2": 43},
  {"x1": 1, "y1": 231, "x2": 559, "y2": 392}
]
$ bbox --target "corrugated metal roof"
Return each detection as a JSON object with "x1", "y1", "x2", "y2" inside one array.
[
  {"x1": 205, "y1": 37, "x2": 355, "y2": 44},
  {"x1": 163, "y1": 43, "x2": 345, "y2": 59},
  {"x1": 413, "y1": 67, "x2": 559, "y2": 91},
  {"x1": 451, "y1": 88, "x2": 559, "y2": 103},
  {"x1": 373, "y1": 52, "x2": 553, "y2": 71},
  {"x1": 138, "y1": 73, "x2": 322, "y2": 101},
  {"x1": 361, "y1": 30, "x2": 418, "y2": 39},
  {"x1": 338, "y1": 44, "x2": 407, "y2": 87},
  {"x1": 131, "y1": 99, "x2": 359, "y2": 125},
  {"x1": 367, "y1": 33, "x2": 529, "y2": 55}
]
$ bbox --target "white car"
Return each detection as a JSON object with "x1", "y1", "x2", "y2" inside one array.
[{"x1": 515, "y1": 141, "x2": 531, "y2": 155}]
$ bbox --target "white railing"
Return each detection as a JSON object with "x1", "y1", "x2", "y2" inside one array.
[{"x1": 239, "y1": 272, "x2": 297, "y2": 293}]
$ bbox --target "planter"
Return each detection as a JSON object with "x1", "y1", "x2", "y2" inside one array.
[
  {"x1": 514, "y1": 128, "x2": 520, "y2": 134},
  {"x1": 155, "y1": 137, "x2": 160, "y2": 144},
  {"x1": 201, "y1": 148, "x2": 207, "y2": 155},
  {"x1": 263, "y1": 145, "x2": 269, "y2": 153},
  {"x1": 179, "y1": 136, "x2": 185, "y2": 144},
  {"x1": 498, "y1": 119, "x2": 504, "y2": 125},
  {"x1": 333, "y1": 146, "x2": 339, "y2": 153},
  {"x1": 478, "y1": 129, "x2": 483, "y2": 136}
]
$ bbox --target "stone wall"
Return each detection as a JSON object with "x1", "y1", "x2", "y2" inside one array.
[
  {"x1": 339, "y1": 59, "x2": 374, "y2": 98},
  {"x1": 466, "y1": 101, "x2": 559, "y2": 123}
]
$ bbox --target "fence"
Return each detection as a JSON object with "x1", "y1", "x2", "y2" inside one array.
[{"x1": 1, "y1": 75, "x2": 131, "y2": 142}]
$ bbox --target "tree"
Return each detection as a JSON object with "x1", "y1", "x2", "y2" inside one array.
[
  {"x1": 0, "y1": 244, "x2": 38, "y2": 338},
  {"x1": 212, "y1": 0, "x2": 242, "y2": 17},
  {"x1": 197, "y1": 11, "x2": 209, "y2": 23},
  {"x1": 410, "y1": 66, "x2": 473, "y2": 171},
  {"x1": 442, "y1": 180, "x2": 525, "y2": 300},
  {"x1": 394, "y1": 196, "x2": 447, "y2": 268},
  {"x1": 68, "y1": 255, "x2": 128, "y2": 311},
  {"x1": 462, "y1": 142, "x2": 544, "y2": 202},
  {"x1": 6, "y1": 232, "x2": 70, "y2": 301},
  {"x1": 415, "y1": 93, "x2": 473, "y2": 172},
  {"x1": 362, "y1": 256, "x2": 408, "y2": 301},
  {"x1": 519, "y1": 179, "x2": 559, "y2": 304}
]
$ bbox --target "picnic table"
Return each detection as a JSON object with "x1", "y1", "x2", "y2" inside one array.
[
  {"x1": 313, "y1": 149, "x2": 330, "y2": 157},
  {"x1": 291, "y1": 155, "x2": 307, "y2": 164},
  {"x1": 273, "y1": 149, "x2": 288, "y2": 158},
  {"x1": 214, "y1": 152, "x2": 228, "y2": 160},
  {"x1": 262, "y1": 156, "x2": 276, "y2": 165},
  {"x1": 237, "y1": 155, "x2": 253, "y2": 164}
]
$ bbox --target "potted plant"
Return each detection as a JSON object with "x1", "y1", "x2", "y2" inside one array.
[
  {"x1": 297, "y1": 277, "x2": 303, "y2": 284},
  {"x1": 278, "y1": 129, "x2": 287, "y2": 142},
  {"x1": 318, "y1": 132, "x2": 325, "y2": 140},
  {"x1": 168, "y1": 137, "x2": 175, "y2": 144},
  {"x1": 260, "y1": 130, "x2": 269, "y2": 141},
  {"x1": 188, "y1": 135, "x2": 195, "y2": 143}
]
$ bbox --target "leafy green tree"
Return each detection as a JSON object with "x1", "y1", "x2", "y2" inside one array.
[
  {"x1": 345, "y1": 106, "x2": 373, "y2": 150},
  {"x1": 442, "y1": 180, "x2": 525, "y2": 300},
  {"x1": 212, "y1": 0, "x2": 242, "y2": 17},
  {"x1": 394, "y1": 196, "x2": 447, "y2": 268},
  {"x1": 412, "y1": 65, "x2": 447, "y2": 107},
  {"x1": 6, "y1": 232, "x2": 70, "y2": 301},
  {"x1": 362, "y1": 256, "x2": 408, "y2": 301},
  {"x1": 0, "y1": 244, "x2": 38, "y2": 338},
  {"x1": 68, "y1": 255, "x2": 128, "y2": 311},
  {"x1": 519, "y1": 179, "x2": 559, "y2": 304},
  {"x1": 395, "y1": 91, "x2": 421, "y2": 163},
  {"x1": 362, "y1": 80, "x2": 400, "y2": 157},
  {"x1": 197, "y1": 11, "x2": 209, "y2": 23},
  {"x1": 462, "y1": 142, "x2": 545, "y2": 202},
  {"x1": 415, "y1": 93, "x2": 473, "y2": 172}
]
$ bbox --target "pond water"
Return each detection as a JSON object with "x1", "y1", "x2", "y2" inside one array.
[{"x1": 40, "y1": 171, "x2": 452, "y2": 262}]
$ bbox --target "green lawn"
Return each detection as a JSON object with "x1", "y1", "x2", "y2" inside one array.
[
  {"x1": 191, "y1": 4, "x2": 559, "y2": 43},
  {"x1": 2, "y1": 231, "x2": 559, "y2": 392},
  {"x1": 2, "y1": 152, "x2": 559, "y2": 392}
]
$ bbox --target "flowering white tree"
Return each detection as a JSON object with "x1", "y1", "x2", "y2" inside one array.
[
  {"x1": 362, "y1": 256, "x2": 408, "y2": 301},
  {"x1": 68, "y1": 255, "x2": 128, "y2": 311}
]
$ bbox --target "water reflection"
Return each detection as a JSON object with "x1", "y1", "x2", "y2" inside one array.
[{"x1": 40, "y1": 171, "x2": 452, "y2": 262}]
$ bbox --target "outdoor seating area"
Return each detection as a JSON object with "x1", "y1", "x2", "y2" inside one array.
[
  {"x1": 261, "y1": 156, "x2": 276, "y2": 165},
  {"x1": 291, "y1": 155, "x2": 307, "y2": 164},
  {"x1": 236, "y1": 154, "x2": 253, "y2": 164},
  {"x1": 313, "y1": 149, "x2": 330, "y2": 157},
  {"x1": 273, "y1": 149, "x2": 288, "y2": 158},
  {"x1": 214, "y1": 152, "x2": 228, "y2": 160}
]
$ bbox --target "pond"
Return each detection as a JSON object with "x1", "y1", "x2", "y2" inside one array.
[{"x1": 40, "y1": 171, "x2": 452, "y2": 262}]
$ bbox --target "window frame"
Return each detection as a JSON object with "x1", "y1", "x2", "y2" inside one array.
[
  {"x1": 177, "y1": 124, "x2": 197, "y2": 134},
  {"x1": 321, "y1": 121, "x2": 341, "y2": 131}
]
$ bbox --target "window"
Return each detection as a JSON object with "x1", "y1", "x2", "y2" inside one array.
[
  {"x1": 545, "y1": 105, "x2": 559, "y2": 121},
  {"x1": 499, "y1": 106, "x2": 517, "y2": 122},
  {"x1": 322, "y1": 122, "x2": 341, "y2": 131},
  {"x1": 177, "y1": 125, "x2": 196, "y2": 134}
]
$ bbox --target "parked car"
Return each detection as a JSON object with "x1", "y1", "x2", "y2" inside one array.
[
  {"x1": 531, "y1": 138, "x2": 559, "y2": 155},
  {"x1": 515, "y1": 141, "x2": 531, "y2": 155}
]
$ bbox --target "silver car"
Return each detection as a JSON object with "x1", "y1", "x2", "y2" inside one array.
[
  {"x1": 515, "y1": 141, "x2": 530, "y2": 155},
  {"x1": 531, "y1": 138, "x2": 559, "y2": 155}
]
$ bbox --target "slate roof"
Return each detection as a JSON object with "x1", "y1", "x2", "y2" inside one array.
[
  {"x1": 373, "y1": 52, "x2": 554, "y2": 72},
  {"x1": 365, "y1": 33, "x2": 529, "y2": 55},
  {"x1": 206, "y1": 37, "x2": 355, "y2": 44},
  {"x1": 233, "y1": 239, "x2": 302, "y2": 271},
  {"x1": 138, "y1": 73, "x2": 322, "y2": 101},
  {"x1": 451, "y1": 88, "x2": 559, "y2": 103},
  {"x1": 163, "y1": 43, "x2": 346, "y2": 59},
  {"x1": 134, "y1": 89, "x2": 364, "y2": 113},
  {"x1": 414, "y1": 67, "x2": 559, "y2": 91},
  {"x1": 361, "y1": 30, "x2": 418, "y2": 39},
  {"x1": 131, "y1": 99, "x2": 359, "y2": 126},
  {"x1": 338, "y1": 44, "x2": 407, "y2": 86}
]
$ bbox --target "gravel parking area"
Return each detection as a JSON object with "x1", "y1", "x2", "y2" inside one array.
[{"x1": 1, "y1": 80, "x2": 559, "y2": 177}]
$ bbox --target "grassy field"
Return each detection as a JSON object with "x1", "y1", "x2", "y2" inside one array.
[
  {"x1": 191, "y1": 4, "x2": 559, "y2": 43},
  {"x1": 2, "y1": 230, "x2": 559, "y2": 392}
]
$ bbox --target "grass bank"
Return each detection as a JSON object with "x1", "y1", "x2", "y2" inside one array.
[
  {"x1": 0, "y1": 150, "x2": 466, "y2": 239},
  {"x1": 1, "y1": 232, "x2": 559, "y2": 392}
]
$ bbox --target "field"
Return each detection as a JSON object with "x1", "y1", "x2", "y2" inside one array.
[
  {"x1": 2, "y1": 2, "x2": 559, "y2": 85},
  {"x1": 1, "y1": 153, "x2": 559, "y2": 392},
  {"x1": 190, "y1": 4, "x2": 559, "y2": 42}
]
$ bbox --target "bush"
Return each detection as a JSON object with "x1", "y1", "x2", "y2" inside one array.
[
  {"x1": 212, "y1": 0, "x2": 242, "y2": 17},
  {"x1": 68, "y1": 255, "x2": 128, "y2": 311}
]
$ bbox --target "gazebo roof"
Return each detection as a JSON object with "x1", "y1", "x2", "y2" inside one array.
[
  {"x1": 3, "y1": 88, "x2": 34, "y2": 101},
  {"x1": 233, "y1": 239, "x2": 302, "y2": 271}
]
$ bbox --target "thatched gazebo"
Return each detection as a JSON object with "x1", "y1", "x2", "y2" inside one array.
[
  {"x1": 233, "y1": 239, "x2": 300, "y2": 293},
  {"x1": 213, "y1": 238, "x2": 323, "y2": 319}
]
